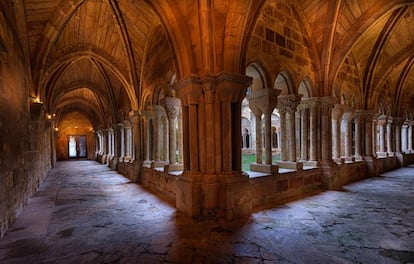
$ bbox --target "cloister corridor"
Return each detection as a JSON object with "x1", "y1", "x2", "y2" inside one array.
[{"x1": 0, "y1": 160, "x2": 413, "y2": 264}]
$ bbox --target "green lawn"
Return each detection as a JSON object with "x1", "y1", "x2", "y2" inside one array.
[{"x1": 241, "y1": 153, "x2": 281, "y2": 172}]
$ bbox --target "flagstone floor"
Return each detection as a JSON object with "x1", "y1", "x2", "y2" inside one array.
[{"x1": 0, "y1": 160, "x2": 413, "y2": 263}]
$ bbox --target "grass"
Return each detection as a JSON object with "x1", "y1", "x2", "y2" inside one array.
[{"x1": 241, "y1": 153, "x2": 281, "y2": 172}]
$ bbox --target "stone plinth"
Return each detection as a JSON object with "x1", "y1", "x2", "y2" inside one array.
[{"x1": 277, "y1": 161, "x2": 303, "y2": 170}]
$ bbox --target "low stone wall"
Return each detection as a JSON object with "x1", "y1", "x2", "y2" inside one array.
[
  {"x1": 141, "y1": 166, "x2": 178, "y2": 201},
  {"x1": 249, "y1": 168, "x2": 322, "y2": 209}
]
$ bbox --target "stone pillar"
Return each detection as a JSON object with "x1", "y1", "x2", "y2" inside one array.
[
  {"x1": 308, "y1": 99, "x2": 319, "y2": 162},
  {"x1": 354, "y1": 111, "x2": 363, "y2": 161},
  {"x1": 319, "y1": 97, "x2": 336, "y2": 163},
  {"x1": 409, "y1": 122, "x2": 413, "y2": 153},
  {"x1": 372, "y1": 119, "x2": 378, "y2": 157},
  {"x1": 173, "y1": 73, "x2": 253, "y2": 220},
  {"x1": 277, "y1": 94, "x2": 301, "y2": 163},
  {"x1": 129, "y1": 111, "x2": 142, "y2": 162},
  {"x1": 248, "y1": 89, "x2": 280, "y2": 171},
  {"x1": 279, "y1": 109, "x2": 288, "y2": 161},
  {"x1": 162, "y1": 97, "x2": 181, "y2": 165},
  {"x1": 178, "y1": 109, "x2": 184, "y2": 164},
  {"x1": 401, "y1": 122, "x2": 408, "y2": 153},
  {"x1": 253, "y1": 111, "x2": 263, "y2": 164},
  {"x1": 386, "y1": 118, "x2": 394, "y2": 156},
  {"x1": 299, "y1": 106, "x2": 309, "y2": 161},
  {"x1": 360, "y1": 111, "x2": 377, "y2": 177},
  {"x1": 150, "y1": 105, "x2": 166, "y2": 162},
  {"x1": 142, "y1": 111, "x2": 152, "y2": 162},
  {"x1": 331, "y1": 104, "x2": 345, "y2": 162},
  {"x1": 342, "y1": 108, "x2": 355, "y2": 162},
  {"x1": 377, "y1": 116, "x2": 387, "y2": 156},
  {"x1": 264, "y1": 112, "x2": 272, "y2": 164}
]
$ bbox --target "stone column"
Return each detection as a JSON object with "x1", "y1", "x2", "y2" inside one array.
[
  {"x1": 279, "y1": 110, "x2": 288, "y2": 162},
  {"x1": 409, "y1": 122, "x2": 413, "y2": 153},
  {"x1": 401, "y1": 122, "x2": 408, "y2": 153},
  {"x1": 173, "y1": 73, "x2": 253, "y2": 220},
  {"x1": 162, "y1": 97, "x2": 181, "y2": 165},
  {"x1": 377, "y1": 117, "x2": 387, "y2": 155},
  {"x1": 342, "y1": 108, "x2": 355, "y2": 162},
  {"x1": 308, "y1": 99, "x2": 319, "y2": 162},
  {"x1": 253, "y1": 111, "x2": 263, "y2": 164},
  {"x1": 264, "y1": 112, "x2": 272, "y2": 164},
  {"x1": 386, "y1": 118, "x2": 394, "y2": 156},
  {"x1": 150, "y1": 105, "x2": 166, "y2": 162},
  {"x1": 277, "y1": 94, "x2": 301, "y2": 163},
  {"x1": 177, "y1": 109, "x2": 184, "y2": 164},
  {"x1": 142, "y1": 111, "x2": 152, "y2": 162},
  {"x1": 298, "y1": 105, "x2": 309, "y2": 161},
  {"x1": 354, "y1": 111, "x2": 363, "y2": 161},
  {"x1": 372, "y1": 119, "x2": 378, "y2": 157},
  {"x1": 129, "y1": 111, "x2": 142, "y2": 163},
  {"x1": 319, "y1": 97, "x2": 336, "y2": 163},
  {"x1": 331, "y1": 104, "x2": 345, "y2": 162},
  {"x1": 248, "y1": 89, "x2": 280, "y2": 169}
]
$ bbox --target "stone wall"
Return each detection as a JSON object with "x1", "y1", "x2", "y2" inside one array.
[{"x1": 0, "y1": 6, "x2": 52, "y2": 237}]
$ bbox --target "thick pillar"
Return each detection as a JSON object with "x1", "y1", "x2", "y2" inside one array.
[
  {"x1": 279, "y1": 110, "x2": 288, "y2": 161},
  {"x1": 372, "y1": 119, "x2": 378, "y2": 157},
  {"x1": 253, "y1": 111, "x2": 263, "y2": 164},
  {"x1": 174, "y1": 73, "x2": 253, "y2": 220}
]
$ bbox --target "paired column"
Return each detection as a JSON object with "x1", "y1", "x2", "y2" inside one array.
[
  {"x1": 162, "y1": 97, "x2": 181, "y2": 164},
  {"x1": 354, "y1": 111, "x2": 363, "y2": 161},
  {"x1": 409, "y1": 122, "x2": 414, "y2": 153},
  {"x1": 401, "y1": 122, "x2": 408, "y2": 153},
  {"x1": 377, "y1": 117, "x2": 387, "y2": 155},
  {"x1": 277, "y1": 94, "x2": 301, "y2": 162},
  {"x1": 248, "y1": 89, "x2": 280, "y2": 165},
  {"x1": 297, "y1": 104, "x2": 310, "y2": 161}
]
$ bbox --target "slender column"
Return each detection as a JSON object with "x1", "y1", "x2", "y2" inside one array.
[
  {"x1": 378, "y1": 118, "x2": 386, "y2": 153},
  {"x1": 287, "y1": 111, "x2": 296, "y2": 161},
  {"x1": 163, "y1": 97, "x2": 181, "y2": 164},
  {"x1": 279, "y1": 111, "x2": 288, "y2": 161},
  {"x1": 295, "y1": 111, "x2": 301, "y2": 161},
  {"x1": 177, "y1": 109, "x2": 183, "y2": 164},
  {"x1": 372, "y1": 119, "x2": 377, "y2": 156},
  {"x1": 309, "y1": 101, "x2": 318, "y2": 161},
  {"x1": 409, "y1": 122, "x2": 413, "y2": 152},
  {"x1": 277, "y1": 94, "x2": 301, "y2": 162},
  {"x1": 342, "y1": 108, "x2": 355, "y2": 159},
  {"x1": 129, "y1": 111, "x2": 141, "y2": 162},
  {"x1": 264, "y1": 112, "x2": 272, "y2": 164},
  {"x1": 401, "y1": 122, "x2": 408, "y2": 153},
  {"x1": 300, "y1": 107, "x2": 309, "y2": 161},
  {"x1": 331, "y1": 104, "x2": 345, "y2": 160},
  {"x1": 162, "y1": 116, "x2": 169, "y2": 161},
  {"x1": 354, "y1": 112, "x2": 362, "y2": 160},
  {"x1": 386, "y1": 118, "x2": 393, "y2": 155},
  {"x1": 254, "y1": 111, "x2": 263, "y2": 163},
  {"x1": 394, "y1": 119, "x2": 402, "y2": 153}
]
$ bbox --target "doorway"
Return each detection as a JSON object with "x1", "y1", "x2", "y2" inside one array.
[{"x1": 68, "y1": 135, "x2": 87, "y2": 158}]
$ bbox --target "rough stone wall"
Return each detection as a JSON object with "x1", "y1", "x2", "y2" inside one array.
[{"x1": 0, "y1": 7, "x2": 52, "y2": 237}]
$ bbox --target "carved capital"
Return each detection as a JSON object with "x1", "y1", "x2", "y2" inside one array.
[{"x1": 277, "y1": 94, "x2": 302, "y2": 113}]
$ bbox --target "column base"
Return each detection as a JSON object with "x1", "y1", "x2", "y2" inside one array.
[
  {"x1": 333, "y1": 157, "x2": 345, "y2": 164},
  {"x1": 176, "y1": 171, "x2": 252, "y2": 221},
  {"x1": 277, "y1": 161, "x2": 303, "y2": 170},
  {"x1": 164, "y1": 163, "x2": 184, "y2": 172},
  {"x1": 249, "y1": 163, "x2": 278, "y2": 173},
  {"x1": 303, "y1": 160, "x2": 320, "y2": 167}
]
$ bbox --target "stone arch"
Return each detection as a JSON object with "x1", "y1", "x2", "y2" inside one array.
[
  {"x1": 274, "y1": 71, "x2": 295, "y2": 95},
  {"x1": 298, "y1": 78, "x2": 313, "y2": 99},
  {"x1": 245, "y1": 63, "x2": 268, "y2": 92}
]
